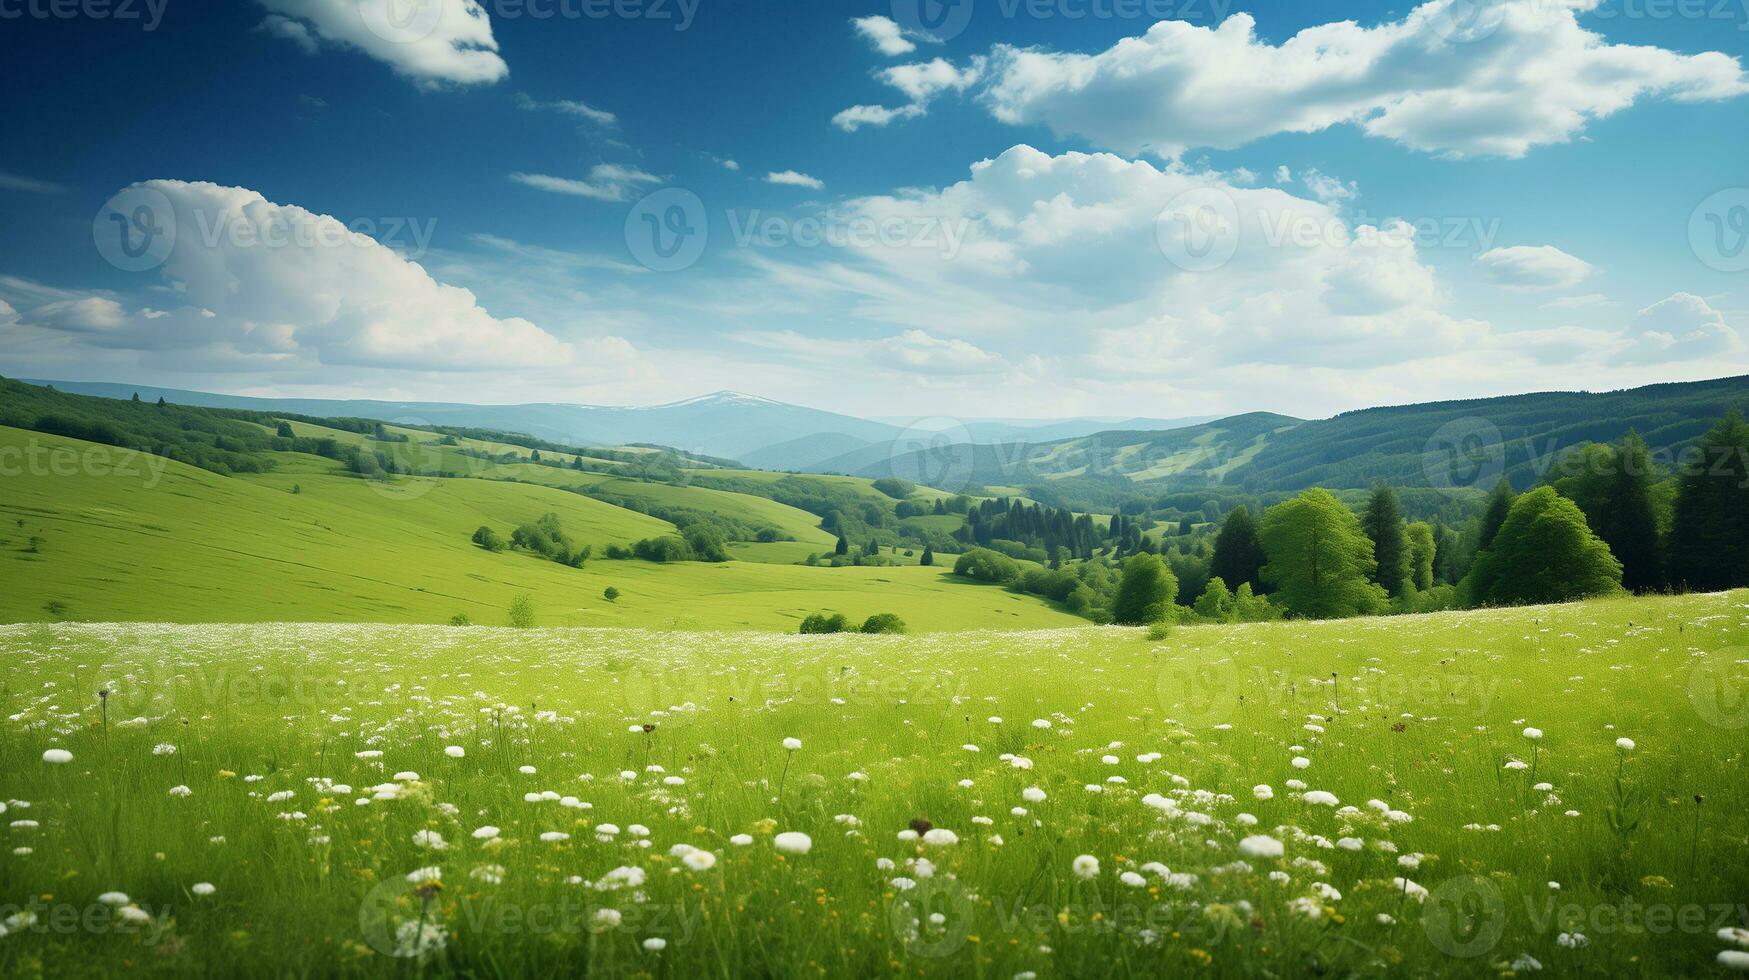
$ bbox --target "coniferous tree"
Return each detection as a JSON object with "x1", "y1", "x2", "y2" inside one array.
[
  {"x1": 1669, "y1": 411, "x2": 1749, "y2": 591},
  {"x1": 1478, "y1": 479, "x2": 1516, "y2": 550},
  {"x1": 919, "y1": 545, "x2": 934, "y2": 567},
  {"x1": 1208, "y1": 506, "x2": 1266, "y2": 594},
  {"x1": 1599, "y1": 431, "x2": 1663, "y2": 592},
  {"x1": 834, "y1": 533, "x2": 849, "y2": 556},
  {"x1": 1361, "y1": 485, "x2": 1410, "y2": 597}
]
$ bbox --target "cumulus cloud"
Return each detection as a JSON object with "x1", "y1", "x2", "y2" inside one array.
[
  {"x1": 14, "y1": 180, "x2": 575, "y2": 372},
  {"x1": 257, "y1": 13, "x2": 319, "y2": 54},
  {"x1": 1629, "y1": 292, "x2": 1741, "y2": 360},
  {"x1": 509, "y1": 165, "x2": 660, "y2": 202},
  {"x1": 766, "y1": 171, "x2": 825, "y2": 190},
  {"x1": 834, "y1": 57, "x2": 984, "y2": 131},
  {"x1": 1301, "y1": 170, "x2": 1358, "y2": 204},
  {"x1": 970, "y1": 0, "x2": 1747, "y2": 158},
  {"x1": 852, "y1": 15, "x2": 915, "y2": 56},
  {"x1": 1475, "y1": 245, "x2": 1595, "y2": 291},
  {"x1": 743, "y1": 144, "x2": 1484, "y2": 374},
  {"x1": 832, "y1": 103, "x2": 926, "y2": 132},
  {"x1": 257, "y1": 0, "x2": 507, "y2": 88}
]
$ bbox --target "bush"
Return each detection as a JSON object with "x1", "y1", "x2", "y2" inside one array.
[
  {"x1": 860, "y1": 613, "x2": 907, "y2": 634},
  {"x1": 448, "y1": 613, "x2": 473, "y2": 626},
  {"x1": 871, "y1": 478, "x2": 915, "y2": 500},
  {"x1": 472, "y1": 526, "x2": 506, "y2": 552},
  {"x1": 682, "y1": 524, "x2": 731, "y2": 562},
  {"x1": 507, "y1": 593, "x2": 535, "y2": 629},
  {"x1": 953, "y1": 547, "x2": 1020, "y2": 584},
  {"x1": 633, "y1": 536, "x2": 694, "y2": 562},
  {"x1": 603, "y1": 586, "x2": 620, "y2": 603},
  {"x1": 799, "y1": 612, "x2": 849, "y2": 634}
]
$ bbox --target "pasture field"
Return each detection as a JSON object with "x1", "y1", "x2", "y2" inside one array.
[
  {"x1": 0, "y1": 427, "x2": 1074, "y2": 631},
  {"x1": 1, "y1": 591, "x2": 1746, "y2": 977}
]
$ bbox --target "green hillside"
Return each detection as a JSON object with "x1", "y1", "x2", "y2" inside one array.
[
  {"x1": 0, "y1": 425, "x2": 1079, "y2": 630},
  {"x1": 866, "y1": 376, "x2": 1749, "y2": 495}
]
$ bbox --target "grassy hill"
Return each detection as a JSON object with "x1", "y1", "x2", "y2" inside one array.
[
  {"x1": 866, "y1": 376, "x2": 1749, "y2": 494},
  {"x1": 0, "y1": 425, "x2": 1079, "y2": 631}
]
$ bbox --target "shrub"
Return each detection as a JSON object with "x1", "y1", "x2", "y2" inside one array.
[
  {"x1": 860, "y1": 613, "x2": 907, "y2": 634},
  {"x1": 799, "y1": 612, "x2": 849, "y2": 634},
  {"x1": 507, "y1": 593, "x2": 535, "y2": 629},
  {"x1": 953, "y1": 547, "x2": 1020, "y2": 584},
  {"x1": 633, "y1": 536, "x2": 694, "y2": 562},
  {"x1": 472, "y1": 526, "x2": 506, "y2": 552},
  {"x1": 448, "y1": 613, "x2": 472, "y2": 626},
  {"x1": 603, "y1": 586, "x2": 620, "y2": 603}
]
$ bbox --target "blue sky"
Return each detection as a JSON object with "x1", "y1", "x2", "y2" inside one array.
[{"x1": 1, "y1": 0, "x2": 1746, "y2": 420}]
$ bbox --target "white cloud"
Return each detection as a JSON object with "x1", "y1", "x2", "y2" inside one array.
[
  {"x1": 26, "y1": 297, "x2": 130, "y2": 333},
  {"x1": 509, "y1": 165, "x2": 660, "y2": 202},
  {"x1": 0, "y1": 171, "x2": 67, "y2": 195},
  {"x1": 1629, "y1": 292, "x2": 1741, "y2": 360},
  {"x1": 834, "y1": 57, "x2": 985, "y2": 131},
  {"x1": 852, "y1": 15, "x2": 915, "y2": 56},
  {"x1": 973, "y1": 0, "x2": 1748, "y2": 158},
  {"x1": 743, "y1": 144, "x2": 1483, "y2": 374},
  {"x1": 1475, "y1": 245, "x2": 1595, "y2": 291},
  {"x1": 1301, "y1": 169, "x2": 1358, "y2": 204},
  {"x1": 257, "y1": 13, "x2": 319, "y2": 54},
  {"x1": 257, "y1": 0, "x2": 507, "y2": 88},
  {"x1": 882, "y1": 57, "x2": 982, "y2": 103},
  {"x1": 734, "y1": 329, "x2": 1011, "y2": 378},
  {"x1": 516, "y1": 93, "x2": 617, "y2": 126},
  {"x1": 766, "y1": 171, "x2": 825, "y2": 190},
  {"x1": 832, "y1": 103, "x2": 926, "y2": 132},
  {"x1": 14, "y1": 180, "x2": 575, "y2": 372}
]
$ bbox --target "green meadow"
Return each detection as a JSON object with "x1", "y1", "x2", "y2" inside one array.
[
  {"x1": 0, "y1": 426, "x2": 1078, "y2": 632},
  {"x1": 0, "y1": 591, "x2": 1745, "y2": 977}
]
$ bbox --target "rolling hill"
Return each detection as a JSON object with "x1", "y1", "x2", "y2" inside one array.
[
  {"x1": 869, "y1": 376, "x2": 1749, "y2": 494},
  {"x1": 0, "y1": 424, "x2": 1081, "y2": 631}
]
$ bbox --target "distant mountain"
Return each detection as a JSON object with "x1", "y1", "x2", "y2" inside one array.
[
  {"x1": 872, "y1": 375, "x2": 1749, "y2": 494},
  {"x1": 19, "y1": 382, "x2": 903, "y2": 462},
  {"x1": 872, "y1": 415, "x2": 1221, "y2": 445}
]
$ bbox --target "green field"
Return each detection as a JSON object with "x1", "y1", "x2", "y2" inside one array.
[
  {"x1": 0, "y1": 591, "x2": 1744, "y2": 977},
  {"x1": 0, "y1": 427, "x2": 1076, "y2": 632}
]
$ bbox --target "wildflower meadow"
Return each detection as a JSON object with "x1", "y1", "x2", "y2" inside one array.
[{"x1": 1, "y1": 590, "x2": 1746, "y2": 977}]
